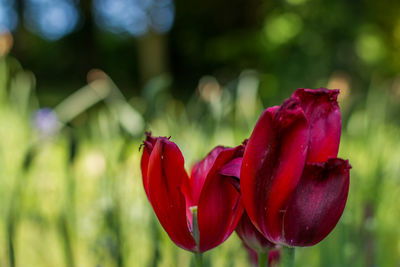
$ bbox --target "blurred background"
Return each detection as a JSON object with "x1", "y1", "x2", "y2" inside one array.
[{"x1": 0, "y1": 0, "x2": 400, "y2": 266}]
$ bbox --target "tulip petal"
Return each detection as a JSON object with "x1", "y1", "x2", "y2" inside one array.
[
  {"x1": 241, "y1": 100, "x2": 309, "y2": 244},
  {"x1": 219, "y1": 157, "x2": 243, "y2": 192},
  {"x1": 283, "y1": 158, "x2": 351, "y2": 246},
  {"x1": 140, "y1": 133, "x2": 157, "y2": 199},
  {"x1": 197, "y1": 146, "x2": 244, "y2": 252},
  {"x1": 184, "y1": 146, "x2": 225, "y2": 209},
  {"x1": 240, "y1": 106, "x2": 278, "y2": 231},
  {"x1": 180, "y1": 146, "x2": 226, "y2": 230},
  {"x1": 268, "y1": 249, "x2": 281, "y2": 267},
  {"x1": 236, "y1": 212, "x2": 275, "y2": 253},
  {"x1": 147, "y1": 137, "x2": 196, "y2": 251},
  {"x1": 219, "y1": 157, "x2": 243, "y2": 179},
  {"x1": 292, "y1": 88, "x2": 341, "y2": 163},
  {"x1": 140, "y1": 147, "x2": 150, "y2": 198},
  {"x1": 243, "y1": 244, "x2": 259, "y2": 267}
]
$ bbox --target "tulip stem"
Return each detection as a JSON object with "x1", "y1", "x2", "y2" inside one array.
[
  {"x1": 194, "y1": 252, "x2": 203, "y2": 267},
  {"x1": 281, "y1": 247, "x2": 295, "y2": 267},
  {"x1": 258, "y1": 252, "x2": 268, "y2": 267}
]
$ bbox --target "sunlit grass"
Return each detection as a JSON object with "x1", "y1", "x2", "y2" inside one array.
[{"x1": 0, "y1": 57, "x2": 399, "y2": 267}]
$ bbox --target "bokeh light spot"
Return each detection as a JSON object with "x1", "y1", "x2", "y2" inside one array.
[
  {"x1": 264, "y1": 13, "x2": 303, "y2": 45},
  {"x1": 93, "y1": 0, "x2": 174, "y2": 36},
  {"x1": 355, "y1": 32, "x2": 386, "y2": 64},
  {"x1": 24, "y1": 0, "x2": 79, "y2": 41},
  {"x1": 0, "y1": 0, "x2": 18, "y2": 32},
  {"x1": 286, "y1": 0, "x2": 309, "y2": 5},
  {"x1": 0, "y1": 30, "x2": 13, "y2": 56}
]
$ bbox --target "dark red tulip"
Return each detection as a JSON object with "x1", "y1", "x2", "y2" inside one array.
[
  {"x1": 268, "y1": 249, "x2": 281, "y2": 267},
  {"x1": 244, "y1": 245, "x2": 259, "y2": 267},
  {"x1": 141, "y1": 133, "x2": 244, "y2": 252},
  {"x1": 236, "y1": 211, "x2": 281, "y2": 267},
  {"x1": 241, "y1": 88, "x2": 351, "y2": 247},
  {"x1": 236, "y1": 212, "x2": 276, "y2": 254},
  {"x1": 242, "y1": 243, "x2": 281, "y2": 267}
]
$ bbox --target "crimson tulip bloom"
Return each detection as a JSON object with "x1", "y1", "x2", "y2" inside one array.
[
  {"x1": 241, "y1": 88, "x2": 351, "y2": 247},
  {"x1": 236, "y1": 211, "x2": 280, "y2": 267},
  {"x1": 141, "y1": 133, "x2": 244, "y2": 252},
  {"x1": 236, "y1": 212, "x2": 276, "y2": 254},
  {"x1": 244, "y1": 245, "x2": 281, "y2": 267}
]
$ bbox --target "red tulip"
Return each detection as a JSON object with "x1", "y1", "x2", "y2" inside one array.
[
  {"x1": 236, "y1": 211, "x2": 281, "y2": 267},
  {"x1": 268, "y1": 249, "x2": 281, "y2": 267},
  {"x1": 241, "y1": 88, "x2": 351, "y2": 247},
  {"x1": 241, "y1": 242, "x2": 281, "y2": 267},
  {"x1": 236, "y1": 211, "x2": 276, "y2": 254},
  {"x1": 243, "y1": 245, "x2": 281, "y2": 267},
  {"x1": 141, "y1": 133, "x2": 244, "y2": 252}
]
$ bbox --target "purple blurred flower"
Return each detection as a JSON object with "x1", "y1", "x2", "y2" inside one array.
[{"x1": 33, "y1": 108, "x2": 60, "y2": 137}]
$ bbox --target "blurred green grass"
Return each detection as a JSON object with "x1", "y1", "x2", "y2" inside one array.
[{"x1": 0, "y1": 54, "x2": 399, "y2": 267}]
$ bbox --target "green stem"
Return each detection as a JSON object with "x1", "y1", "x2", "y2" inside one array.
[
  {"x1": 258, "y1": 252, "x2": 268, "y2": 267},
  {"x1": 194, "y1": 253, "x2": 203, "y2": 267},
  {"x1": 190, "y1": 207, "x2": 203, "y2": 267},
  {"x1": 281, "y1": 247, "x2": 295, "y2": 267}
]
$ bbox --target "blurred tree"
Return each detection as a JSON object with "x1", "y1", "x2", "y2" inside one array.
[
  {"x1": 78, "y1": 0, "x2": 97, "y2": 72},
  {"x1": 3, "y1": 0, "x2": 400, "y2": 104}
]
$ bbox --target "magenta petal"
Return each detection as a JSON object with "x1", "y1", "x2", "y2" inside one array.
[
  {"x1": 146, "y1": 138, "x2": 196, "y2": 251},
  {"x1": 283, "y1": 158, "x2": 351, "y2": 246},
  {"x1": 241, "y1": 100, "x2": 309, "y2": 244},
  {"x1": 292, "y1": 88, "x2": 342, "y2": 163},
  {"x1": 197, "y1": 146, "x2": 244, "y2": 252},
  {"x1": 219, "y1": 157, "x2": 243, "y2": 178}
]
